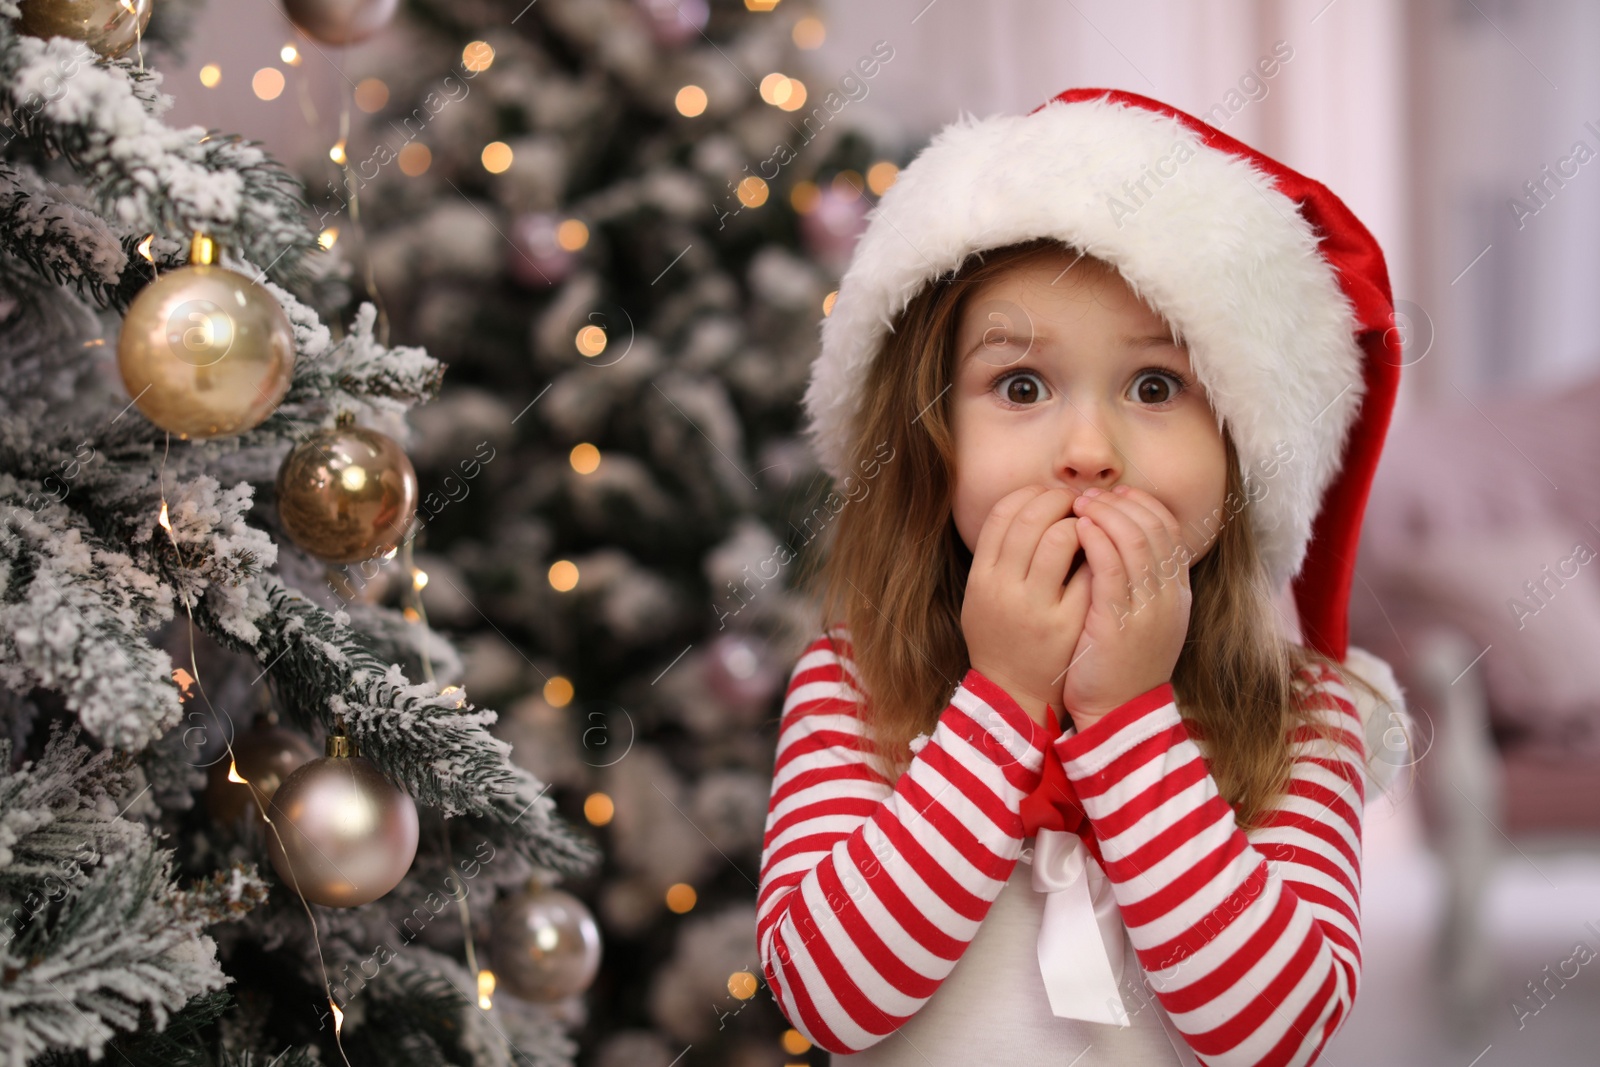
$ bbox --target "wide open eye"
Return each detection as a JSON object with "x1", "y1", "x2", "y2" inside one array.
[
  {"x1": 1129, "y1": 368, "x2": 1189, "y2": 406},
  {"x1": 991, "y1": 369, "x2": 1047, "y2": 406}
]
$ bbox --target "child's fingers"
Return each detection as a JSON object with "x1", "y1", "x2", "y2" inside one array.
[
  {"x1": 1090, "y1": 495, "x2": 1178, "y2": 593},
  {"x1": 1025, "y1": 515, "x2": 1079, "y2": 590},
  {"x1": 972, "y1": 485, "x2": 1047, "y2": 573},
  {"x1": 997, "y1": 487, "x2": 1075, "y2": 583},
  {"x1": 1108, "y1": 486, "x2": 1186, "y2": 579},
  {"x1": 1074, "y1": 495, "x2": 1149, "y2": 593},
  {"x1": 1077, "y1": 515, "x2": 1129, "y2": 612}
]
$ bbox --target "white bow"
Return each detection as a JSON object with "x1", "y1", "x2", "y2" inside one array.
[{"x1": 1029, "y1": 828, "x2": 1131, "y2": 1026}]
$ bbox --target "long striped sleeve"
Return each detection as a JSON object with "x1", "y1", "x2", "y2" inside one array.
[
  {"x1": 755, "y1": 630, "x2": 1052, "y2": 1053},
  {"x1": 1055, "y1": 662, "x2": 1366, "y2": 1067}
]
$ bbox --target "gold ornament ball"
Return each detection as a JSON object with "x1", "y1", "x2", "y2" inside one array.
[
  {"x1": 204, "y1": 716, "x2": 319, "y2": 828},
  {"x1": 276, "y1": 424, "x2": 418, "y2": 564},
  {"x1": 283, "y1": 0, "x2": 398, "y2": 45},
  {"x1": 266, "y1": 743, "x2": 419, "y2": 908},
  {"x1": 489, "y1": 884, "x2": 603, "y2": 1002},
  {"x1": 117, "y1": 263, "x2": 296, "y2": 439},
  {"x1": 18, "y1": 0, "x2": 154, "y2": 59}
]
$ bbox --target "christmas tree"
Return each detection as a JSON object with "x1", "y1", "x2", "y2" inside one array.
[
  {"x1": 298, "y1": 0, "x2": 903, "y2": 1063},
  {"x1": 0, "y1": 0, "x2": 612, "y2": 1062}
]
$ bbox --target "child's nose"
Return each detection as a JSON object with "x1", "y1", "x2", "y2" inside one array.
[{"x1": 1051, "y1": 410, "x2": 1122, "y2": 487}]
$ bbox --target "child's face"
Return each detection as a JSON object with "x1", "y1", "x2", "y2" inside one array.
[{"x1": 949, "y1": 252, "x2": 1228, "y2": 570}]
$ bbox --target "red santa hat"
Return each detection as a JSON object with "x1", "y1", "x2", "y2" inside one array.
[{"x1": 801, "y1": 87, "x2": 1409, "y2": 771}]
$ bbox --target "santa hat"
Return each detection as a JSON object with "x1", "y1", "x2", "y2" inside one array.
[{"x1": 801, "y1": 88, "x2": 1410, "y2": 785}]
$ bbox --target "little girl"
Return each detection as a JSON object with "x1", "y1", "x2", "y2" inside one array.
[{"x1": 756, "y1": 88, "x2": 1415, "y2": 1066}]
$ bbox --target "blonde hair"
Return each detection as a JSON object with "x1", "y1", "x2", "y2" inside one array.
[{"x1": 794, "y1": 237, "x2": 1399, "y2": 833}]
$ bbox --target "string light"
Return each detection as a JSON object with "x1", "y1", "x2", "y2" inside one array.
[
  {"x1": 547, "y1": 560, "x2": 578, "y2": 592},
  {"x1": 398, "y1": 143, "x2": 431, "y2": 176},
  {"x1": 542, "y1": 676, "x2": 574, "y2": 707},
  {"x1": 198, "y1": 63, "x2": 221, "y2": 88},
  {"x1": 778, "y1": 81, "x2": 807, "y2": 112},
  {"x1": 568, "y1": 443, "x2": 600, "y2": 473},
  {"x1": 280, "y1": 43, "x2": 301, "y2": 65},
  {"x1": 462, "y1": 41, "x2": 494, "y2": 73},
  {"x1": 575, "y1": 325, "x2": 607, "y2": 357},
  {"x1": 735, "y1": 176, "x2": 768, "y2": 208},
  {"x1": 822, "y1": 290, "x2": 838, "y2": 316},
  {"x1": 354, "y1": 77, "x2": 388, "y2": 113},
  {"x1": 412, "y1": 568, "x2": 429, "y2": 590},
  {"x1": 318, "y1": 227, "x2": 339, "y2": 250},
  {"x1": 758, "y1": 73, "x2": 790, "y2": 106},
  {"x1": 481, "y1": 141, "x2": 513, "y2": 174},
  {"x1": 556, "y1": 219, "x2": 589, "y2": 250},
  {"x1": 675, "y1": 85, "x2": 707, "y2": 117},
  {"x1": 150, "y1": 436, "x2": 355, "y2": 1067},
  {"x1": 789, "y1": 180, "x2": 820, "y2": 214},
  {"x1": 792, "y1": 16, "x2": 825, "y2": 49},
  {"x1": 252, "y1": 67, "x2": 285, "y2": 102},
  {"x1": 583, "y1": 792, "x2": 614, "y2": 826},
  {"x1": 665, "y1": 883, "x2": 697, "y2": 913},
  {"x1": 477, "y1": 968, "x2": 496, "y2": 1010},
  {"x1": 866, "y1": 161, "x2": 900, "y2": 195},
  {"x1": 329, "y1": 139, "x2": 347, "y2": 165},
  {"x1": 782, "y1": 1029, "x2": 813, "y2": 1054}
]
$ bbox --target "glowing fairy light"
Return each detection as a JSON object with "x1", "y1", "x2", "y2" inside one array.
[
  {"x1": 228, "y1": 759, "x2": 248, "y2": 784},
  {"x1": 136, "y1": 234, "x2": 154, "y2": 262},
  {"x1": 477, "y1": 969, "x2": 495, "y2": 1009},
  {"x1": 318, "y1": 227, "x2": 339, "y2": 250},
  {"x1": 157, "y1": 500, "x2": 171, "y2": 532},
  {"x1": 329, "y1": 139, "x2": 347, "y2": 165},
  {"x1": 412, "y1": 569, "x2": 428, "y2": 590},
  {"x1": 331, "y1": 999, "x2": 344, "y2": 1034}
]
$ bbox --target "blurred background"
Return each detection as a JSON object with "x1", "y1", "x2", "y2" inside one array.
[{"x1": 150, "y1": 0, "x2": 1600, "y2": 1063}]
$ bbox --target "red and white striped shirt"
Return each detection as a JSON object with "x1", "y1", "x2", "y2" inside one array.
[{"x1": 757, "y1": 627, "x2": 1366, "y2": 1066}]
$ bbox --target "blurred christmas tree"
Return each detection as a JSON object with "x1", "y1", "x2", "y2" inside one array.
[
  {"x1": 0, "y1": 0, "x2": 613, "y2": 1062},
  {"x1": 295, "y1": 0, "x2": 905, "y2": 1063}
]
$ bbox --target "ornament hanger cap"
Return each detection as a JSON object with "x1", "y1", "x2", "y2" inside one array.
[{"x1": 189, "y1": 230, "x2": 217, "y2": 266}]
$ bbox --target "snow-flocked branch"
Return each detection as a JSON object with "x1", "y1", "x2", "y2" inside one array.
[
  {"x1": 0, "y1": 724, "x2": 269, "y2": 1064},
  {"x1": 0, "y1": 17, "x2": 319, "y2": 295},
  {"x1": 194, "y1": 573, "x2": 601, "y2": 877}
]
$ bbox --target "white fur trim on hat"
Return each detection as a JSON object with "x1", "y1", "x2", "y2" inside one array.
[{"x1": 802, "y1": 95, "x2": 1368, "y2": 592}]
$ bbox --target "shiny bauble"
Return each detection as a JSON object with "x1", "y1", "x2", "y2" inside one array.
[
  {"x1": 703, "y1": 632, "x2": 782, "y2": 719},
  {"x1": 265, "y1": 741, "x2": 419, "y2": 907},
  {"x1": 204, "y1": 715, "x2": 319, "y2": 828},
  {"x1": 489, "y1": 883, "x2": 602, "y2": 1002},
  {"x1": 276, "y1": 424, "x2": 418, "y2": 564},
  {"x1": 799, "y1": 183, "x2": 872, "y2": 273},
  {"x1": 116, "y1": 264, "x2": 296, "y2": 439},
  {"x1": 506, "y1": 214, "x2": 575, "y2": 289},
  {"x1": 18, "y1": 0, "x2": 154, "y2": 59},
  {"x1": 635, "y1": 0, "x2": 707, "y2": 48},
  {"x1": 283, "y1": 0, "x2": 397, "y2": 45}
]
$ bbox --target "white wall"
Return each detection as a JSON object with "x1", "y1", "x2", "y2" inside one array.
[{"x1": 812, "y1": 0, "x2": 1410, "y2": 392}]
